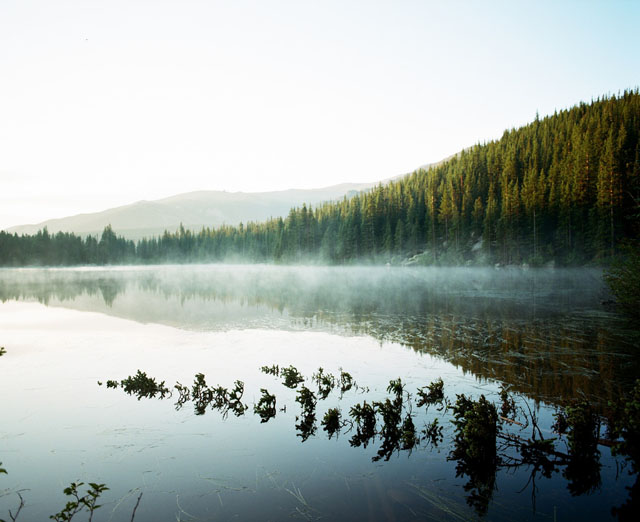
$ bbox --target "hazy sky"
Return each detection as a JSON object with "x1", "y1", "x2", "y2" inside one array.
[{"x1": 1, "y1": 0, "x2": 639, "y2": 229}]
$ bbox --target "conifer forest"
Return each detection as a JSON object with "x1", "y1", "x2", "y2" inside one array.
[{"x1": 1, "y1": 90, "x2": 639, "y2": 267}]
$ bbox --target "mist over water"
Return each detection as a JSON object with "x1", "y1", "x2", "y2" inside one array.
[
  {"x1": 0, "y1": 265, "x2": 637, "y2": 520},
  {"x1": 1, "y1": 265, "x2": 634, "y2": 404},
  {"x1": 0, "y1": 264, "x2": 611, "y2": 321}
]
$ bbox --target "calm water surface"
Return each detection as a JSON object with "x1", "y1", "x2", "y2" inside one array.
[{"x1": 0, "y1": 265, "x2": 638, "y2": 521}]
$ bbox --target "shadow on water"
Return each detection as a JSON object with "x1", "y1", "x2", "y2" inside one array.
[{"x1": 1, "y1": 265, "x2": 638, "y2": 406}]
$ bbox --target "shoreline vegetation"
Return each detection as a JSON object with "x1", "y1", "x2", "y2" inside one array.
[{"x1": 1, "y1": 91, "x2": 639, "y2": 269}]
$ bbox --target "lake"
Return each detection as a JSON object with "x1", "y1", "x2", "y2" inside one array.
[{"x1": 0, "y1": 265, "x2": 638, "y2": 521}]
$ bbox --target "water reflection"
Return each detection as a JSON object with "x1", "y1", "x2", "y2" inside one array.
[
  {"x1": 100, "y1": 365, "x2": 636, "y2": 519},
  {"x1": 1, "y1": 265, "x2": 636, "y2": 406}
]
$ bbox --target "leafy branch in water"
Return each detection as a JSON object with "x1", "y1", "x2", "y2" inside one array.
[
  {"x1": 254, "y1": 389, "x2": 277, "y2": 423},
  {"x1": 121, "y1": 371, "x2": 170, "y2": 400},
  {"x1": 261, "y1": 364, "x2": 362, "y2": 398},
  {"x1": 280, "y1": 366, "x2": 305, "y2": 389},
  {"x1": 422, "y1": 418, "x2": 444, "y2": 446},
  {"x1": 49, "y1": 482, "x2": 108, "y2": 522},
  {"x1": 372, "y1": 397, "x2": 404, "y2": 461},
  {"x1": 338, "y1": 369, "x2": 355, "y2": 395},
  {"x1": 400, "y1": 414, "x2": 418, "y2": 450},
  {"x1": 260, "y1": 364, "x2": 280, "y2": 377},
  {"x1": 103, "y1": 371, "x2": 248, "y2": 417},
  {"x1": 295, "y1": 385, "x2": 316, "y2": 413},
  {"x1": 416, "y1": 378, "x2": 445, "y2": 410},
  {"x1": 449, "y1": 394, "x2": 499, "y2": 516},
  {"x1": 98, "y1": 370, "x2": 170, "y2": 400},
  {"x1": 295, "y1": 386, "x2": 317, "y2": 442},
  {"x1": 189, "y1": 373, "x2": 247, "y2": 417},
  {"x1": 322, "y1": 407, "x2": 342, "y2": 439},
  {"x1": 312, "y1": 367, "x2": 336, "y2": 400},
  {"x1": 386, "y1": 378, "x2": 405, "y2": 400},
  {"x1": 348, "y1": 401, "x2": 377, "y2": 449},
  {"x1": 0, "y1": 479, "x2": 142, "y2": 522}
]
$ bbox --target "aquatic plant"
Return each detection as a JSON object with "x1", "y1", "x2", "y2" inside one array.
[
  {"x1": 400, "y1": 414, "x2": 418, "y2": 450},
  {"x1": 451, "y1": 394, "x2": 499, "y2": 463},
  {"x1": 173, "y1": 382, "x2": 191, "y2": 410},
  {"x1": 295, "y1": 412, "x2": 317, "y2": 442},
  {"x1": 423, "y1": 418, "x2": 444, "y2": 446},
  {"x1": 190, "y1": 373, "x2": 212, "y2": 414},
  {"x1": 260, "y1": 364, "x2": 280, "y2": 377},
  {"x1": 312, "y1": 367, "x2": 336, "y2": 400},
  {"x1": 373, "y1": 396, "x2": 404, "y2": 461},
  {"x1": 48, "y1": 482, "x2": 109, "y2": 522},
  {"x1": 416, "y1": 378, "x2": 445, "y2": 409},
  {"x1": 295, "y1": 386, "x2": 317, "y2": 442},
  {"x1": 560, "y1": 401, "x2": 602, "y2": 496},
  {"x1": 189, "y1": 374, "x2": 247, "y2": 417},
  {"x1": 564, "y1": 401, "x2": 601, "y2": 457},
  {"x1": 254, "y1": 389, "x2": 277, "y2": 423},
  {"x1": 281, "y1": 366, "x2": 305, "y2": 389},
  {"x1": 348, "y1": 401, "x2": 377, "y2": 449},
  {"x1": 190, "y1": 373, "x2": 233, "y2": 415},
  {"x1": 338, "y1": 369, "x2": 355, "y2": 395},
  {"x1": 386, "y1": 378, "x2": 405, "y2": 400},
  {"x1": 119, "y1": 370, "x2": 170, "y2": 400},
  {"x1": 227, "y1": 380, "x2": 248, "y2": 417},
  {"x1": 295, "y1": 386, "x2": 317, "y2": 413},
  {"x1": 322, "y1": 407, "x2": 342, "y2": 439},
  {"x1": 104, "y1": 370, "x2": 249, "y2": 418},
  {"x1": 449, "y1": 394, "x2": 500, "y2": 516}
]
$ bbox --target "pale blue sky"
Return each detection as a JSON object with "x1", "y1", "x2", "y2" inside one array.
[{"x1": 1, "y1": 0, "x2": 639, "y2": 229}]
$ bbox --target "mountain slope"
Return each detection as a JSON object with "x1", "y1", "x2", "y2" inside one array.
[{"x1": 5, "y1": 182, "x2": 380, "y2": 240}]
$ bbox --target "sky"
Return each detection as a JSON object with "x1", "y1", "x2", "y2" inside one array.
[{"x1": 1, "y1": 0, "x2": 639, "y2": 229}]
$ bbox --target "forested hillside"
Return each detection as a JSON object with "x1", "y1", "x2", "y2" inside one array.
[{"x1": 1, "y1": 90, "x2": 639, "y2": 266}]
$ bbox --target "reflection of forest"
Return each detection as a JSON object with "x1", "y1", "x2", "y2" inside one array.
[
  {"x1": 330, "y1": 312, "x2": 634, "y2": 406},
  {"x1": 1, "y1": 267, "x2": 636, "y2": 405}
]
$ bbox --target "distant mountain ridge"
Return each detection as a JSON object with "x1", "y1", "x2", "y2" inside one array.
[{"x1": 5, "y1": 182, "x2": 380, "y2": 240}]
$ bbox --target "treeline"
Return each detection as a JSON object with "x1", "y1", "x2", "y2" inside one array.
[
  {"x1": 1, "y1": 89, "x2": 639, "y2": 267},
  {"x1": 0, "y1": 225, "x2": 135, "y2": 266}
]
